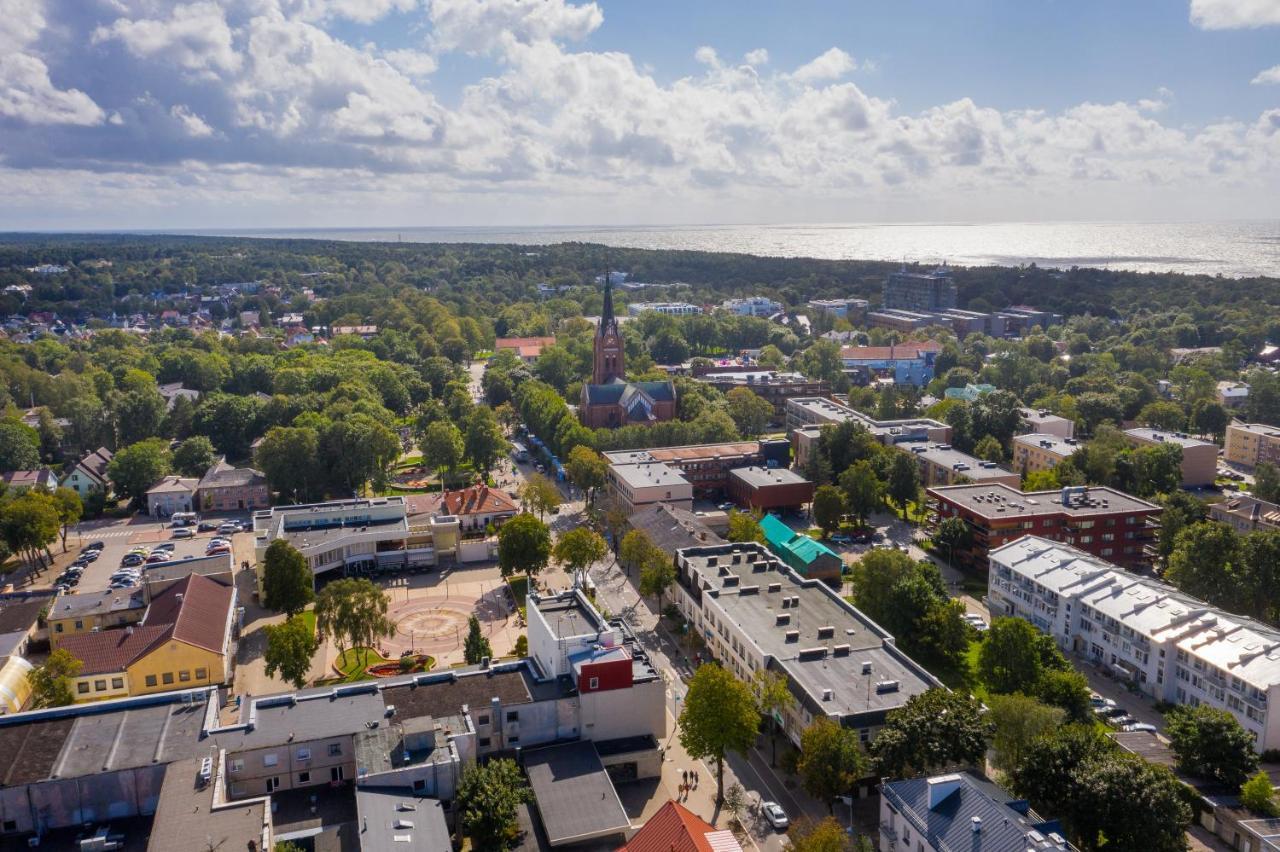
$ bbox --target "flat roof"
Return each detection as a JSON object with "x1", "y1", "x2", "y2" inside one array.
[
  {"x1": 1230, "y1": 421, "x2": 1280, "y2": 437},
  {"x1": 48, "y1": 589, "x2": 144, "y2": 621},
  {"x1": 1013, "y1": 433, "x2": 1078, "y2": 458},
  {"x1": 908, "y1": 443, "x2": 1015, "y2": 480},
  {"x1": 1124, "y1": 428, "x2": 1215, "y2": 449},
  {"x1": 603, "y1": 441, "x2": 761, "y2": 466},
  {"x1": 531, "y1": 592, "x2": 607, "y2": 639},
  {"x1": 929, "y1": 483, "x2": 1159, "y2": 519},
  {"x1": 787, "y1": 398, "x2": 947, "y2": 436},
  {"x1": 678, "y1": 543, "x2": 939, "y2": 721},
  {"x1": 609, "y1": 462, "x2": 690, "y2": 490},
  {"x1": 729, "y1": 466, "x2": 810, "y2": 488},
  {"x1": 524, "y1": 741, "x2": 630, "y2": 846},
  {"x1": 355, "y1": 788, "x2": 451, "y2": 852},
  {"x1": 148, "y1": 758, "x2": 267, "y2": 852},
  {"x1": 212, "y1": 687, "x2": 388, "y2": 752},
  {"x1": 1019, "y1": 407, "x2": 1073, "y2": 426}
]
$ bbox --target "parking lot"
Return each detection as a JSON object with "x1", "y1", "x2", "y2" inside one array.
[{"x1": 41, "y1": 515, "x2": 252, "y2": 596}]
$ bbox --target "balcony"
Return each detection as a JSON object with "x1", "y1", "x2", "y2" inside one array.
[{"x1": 880, "y1": 822, "x2": 898, "y2": 844}]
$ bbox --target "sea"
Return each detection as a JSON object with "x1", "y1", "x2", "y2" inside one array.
[{"x1": 189, "y1": 220, "x2": 1280, "y2": 279}]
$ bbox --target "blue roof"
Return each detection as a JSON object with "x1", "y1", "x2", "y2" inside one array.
[{"x1": 759, "y1": 514, "x2": 837, "y2": 567}]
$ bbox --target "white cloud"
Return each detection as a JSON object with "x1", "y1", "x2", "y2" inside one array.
[
  {"x1": 274, "y1": 0, "x2": 420, "y2": 24},
  {"x1": 694, "y1": 46, "x2": 719, "y2": 67},
  {"x1": 1190, "y1": 0, "x2": 1280, "y2": 29},
  {"x1": 789, "y1": 47, "x2": 856, "y2": 84},
  {"x1": 383, "y1": 48, "x2": 438, "y2": 78},
  {"x1": 1253, "y1": 64, "x2": 1280, "y2": 84},
  {"x1": 744, "y1": 48, "x2": 769, "y2": 65},
  {"x1": 92, "y1": 2, "x2": 241, "y2": 75},
  {"x1": 0, "y1": 0, "x2": 104, "y2": 125},
  {"x1": 170, "y1": 104, "x2": 214, "y2": 137},
  {"x1": 427, "y1": 0, "x2": 602, "y2": 54}
]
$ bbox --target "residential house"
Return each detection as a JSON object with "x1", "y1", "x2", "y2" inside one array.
[
  {"x1": 47, "y1": 589, "x2": 148, "y2": 649},
  {"x1": 60, "y1": 447, "x2": 113, "y2": 499},
  {"x1": 0, "y1": 470, "x2": 56, "y2": 492},
  {"x1": 618, "y1": 800, "x2": 743, "y2": 852},
  {"x1": 146, "y1": 476, "x2": 198, "y2": 517},
  {"x1": 198, "y1": 458, "x2": 269, "y2": 512},
  {"x1": 494, "y1": 336, "x2": 556, "y2": 364},
  {"x1": 1123, "y1": 428, "x2": 1218, "y2": 487},
  {"x1": 157, "y1": 382, "x2": 200, "y2": 411},
  {"x1": 1226, "y1": 421, "x2": 1280, "y2": 470},
  {"x1": 1209, "y1": 495, "x2": 1280, "y2": 534},
  {"x1": 1218, "y1": 381, "x2": 1250, "y2": 410},
  {"x1": 442, "y1": 483, "x2": 519, "y2": 534}
]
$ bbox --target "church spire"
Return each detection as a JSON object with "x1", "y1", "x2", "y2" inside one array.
[{"x1": 600, "y1": 272, "x2": 616, "y2": 333}]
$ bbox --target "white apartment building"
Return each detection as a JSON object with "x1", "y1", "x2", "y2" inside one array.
[
  {"x1": 604, "y1": 461, "x2": 694, "y2": 514},
  {"x1": 721, "y1": 296, "x2": 783, "y2": 317},
  {"x1": 989, "y1": 535, "x2": 1280, "y2": 750},
  {"x1": 626, "y1": 302, "x2": 702, "y2": 317}
]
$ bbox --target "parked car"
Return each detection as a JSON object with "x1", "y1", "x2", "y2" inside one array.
[
  {"x1": 829, "y1": 533, "x2": 853, "y2": 545},
  {"x1": 79, "y1": 550, "x2": 99, "y2": 562},
  {"x1": 206, "y1": 546, "x2": 231, "y2": 556},
  {"x1": 145, "y1": 554, "x2": 169, "y2": 564},
  {"x1": 717, "y1": 502, "x2": 736, "y2": 512},
  {"x1": 55, "y1": 573, "x2": 79, "y2": 587},
  {"x1": 153, "y1": 542, "x2": 175, "y2": 551},
  {"x1": 1108, "y1": 714, "x2": 1137, "y2": 728},
  {"x1": 83, "y1": 541, "x2": 105, "y2": 551},
  {"x1": 1090, "y1": 693, "x2": 1117, "y2": 711},
  {"x1": 217, "y1": 523, "x2": 239, "y2": 535},
  {"x1": 963, "y1": 613, "x2": 989, "y2": 632},
  {"x1": 120, "y1": 555, "x2": 144, "y2": 568},
  {"x1": 1123, "y1": 722, "x2": 1158, "y2": 733},
  {"x1": 171, "y1": 528, "x2": 194, "y2": 539},
  {"x1": 197, "y1": 521, "x2": 217, "y2": 532},
  {"x1": 1099, "y1": 705, "x2": 1128, "y2": 718},
  {"x1": 762, "y1": 801, "x2": 789, "y2": 830},
  {"x1": 64, "y1": 565, "x2": 84, "y2": 577}
]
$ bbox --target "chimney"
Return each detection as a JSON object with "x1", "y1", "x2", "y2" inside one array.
[{"x1": 927, "y1": 774, "x2": 963, "y2": 810}]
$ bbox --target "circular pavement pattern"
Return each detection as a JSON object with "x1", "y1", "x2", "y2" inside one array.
[{"x1": 382, "y1": 591, "x2": 506, "y2": 657}]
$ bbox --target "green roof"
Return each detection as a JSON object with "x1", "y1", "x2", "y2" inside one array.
[{"x1": 760, "y1": 514, "x2": 837, "y2": 566}]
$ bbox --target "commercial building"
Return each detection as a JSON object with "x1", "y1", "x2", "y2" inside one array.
[
  {"x1": 47, "y1": 589, "x2": 147, "y2": 649},
  {"x1": 883, "y1": 267, "x2": 957, "y2": 313},
  {"x1": 626, "y1": 302, "x2": 701, "y2": 316},
  {"x1": 494, "y1": 335, "x2": 555, "y2": 363},
  {"x1": 880, "y1": 772, "x2": 1077, "y2": 852},
  {"x1": 696, "y1": 370, "x2": 829, "y2": 423},
  {"x1": 785, "y1": 397, "x2": 951, "y2": 467},
  {"x1": 198, "y1": 458, "x2": 270, "y2": 512},
  {"x1": 865, "y1": 308, "x2": 944, "y2": 335},
  {"x1": 807, "y1": 298, "x2": 868, "y2": 321},
  {"x1": 989, "y1": 535, "x2": 1280, "y2": 751},
  {"x1": 145, "y1": 475, "x2": 198, "y2": 517},
  {"x1": 721, "y1": 296, "x2": 782, "y2": 317},
  {"x1": 1018, "y1": 407, "x2": 1076, "y2": 439},
  {"x1": 603, "y1": 440, "x2": 785, "y2": 501},
  {"x1": 1012, "y1": 433, "x2": 1081, "y2": 473},
  {"x1": 626, "y1": 502, "x2": 724, "y2": 557},
  {"x1": 1123, "y1": 428, "x2": 1218, "y2": 487},
  {"x1": 671, "y1": 542, "x2": 941, "y2": 757},
  {"x1": 1217, "y1": 381, "x2": 1250, "y2": 410},
  {"x1": 1209, "y1": 495, "x2": 1280, "y2": 534},
  {"x1": 56, "y1": 573, "x2": 236, "y2": 703},
  {"x1": 927, "y1": 483, "x2": 1161, "y2": 569},
  {"x1": 726, "y1": 466, "x2": 815, "y2": 513},
  {"x1": 1226, "y1": 421, "x2": 1280, "y2": 470},
  {"x1": 758, "y1": 514, "x2": 841, "y2": 584},
  {"x1": 604, "y1": 462, "x2": 694, "y2": 515},
  {"x1": 908, "y1": 443, "x2": 1020, "y2": 488},
  {"x1": 839, "y1": 341, "x2": 942, "y2": 387}
]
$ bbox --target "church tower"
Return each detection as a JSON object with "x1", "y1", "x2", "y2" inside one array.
[{"x1": 592, "y1": 278, "x2": 625, "y2": 384}]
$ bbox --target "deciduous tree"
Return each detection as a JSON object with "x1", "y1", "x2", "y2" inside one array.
[
  {"x1": 418, "y1": 420, "x2": 463, "y2": 493},
  {"x1": 886, "y1": 452, "x2": 919, "y2": 520},
  {"x1": 725, "y1": 387, "x2": 774, "y2": 438},
  {"x1": 751, "y1": 669, "x2": 795, "y2": 767},
  {"x1": 869, "y1": 689, "x2": 991, "y2": 778},
  {"x1": 812, "y1": 485, "x2": 845, "y2": 537},
  {"x1": 497, "y1": 512, "x2": 551, "y2": 584},
  {"x1": 463, "y1": 405, "x2": 506, "y2": 479},
  {"x1": 262, "y1": 539, "x2": 315, "y2": 617},
  {"x1": 29, "y1": 648, "x2": 82, "y2": 709},
  {"x1": 51, "y1": 487, "x2": 82, "y2": 552},
  {"x1": 726, "y1": 510, "x2": 764, "y2": 543},
  {"x1": 1167, "y1": 704, "x2": 1259, "y2": 788},
  {"x1": 172, "y1": 435, "x2": 217, "y2": 478},
  {"x1": 679, "y1": 664, "x2": 760, "y2": 806},
  {"x1": 263, "y1": 614, "x2": 318, "y2": 689},
  {"x1": 565, "y1": 445, "x2": 607, "y2": 505},
  {"x1": 106, "y1": 438, "x2": 172, "y2": 504},
  {"x1": 797, "y1": 717, "x2": 868, "y2": 813},
  {"x1": 553, "y1": 527, "x2": 608, "y2": 589},
  {"x1": 314, "y1": 578, "x2": 394, "y2": 663},
  {"x1": 837, "y1": 460, "x2": 881, "y2": 527},
  {"x1": 456, "y1": 758, "x2": 532, "y2": 849},
  {"x1": 987, "y1": 693, "x2": 1065, "y2": 772}
]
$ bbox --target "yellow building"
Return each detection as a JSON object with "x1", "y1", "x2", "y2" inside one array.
[
  {"x1": 1012, "y1": 433, "x2": 1080, "y2": 474},
  {"x1": 1225, "y1": 421, "x2": 1280, "y2": 470},
  {"x1": 57, "y1": 574, "x2": 236, "y2": 703},
  {"x1": 47, "y1": 589, "x2": 146, "y2": 649}
]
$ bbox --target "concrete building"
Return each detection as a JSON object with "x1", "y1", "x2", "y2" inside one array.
[
  {"x1": 1012, "y1": 433, "x2": 1081, "y2": 474},
  {"x1": 603, "y1": 440, "x2": 779, "y2": 501},
  {"x1": 865, "y1": 308, "x2": 943, "y2": 335},
  {"x1": 1217, "y1": 381, "x2": 1250, "y2": 410},
  {"x1": 786, "y1": 397, "x2": 951, "y2": 467},
  {"x1": 626, "y1": 302, "x2": 701, "y2": 316},
  {"x1": 604, "y1": 462, "x2": 694, "y2": 515},
  {"x1": 839, "y1": 341, "x2": 942, "y2": 387},
  {"x1": 1018, "y1": 407, "x2": 1076, "y2": 439},
  {"x1": 927, "y1": 483, "x2": 1161, "y2": 570},
  {"x1": 1209, "y1": 495, "x2": 1280, "y2": 534},
  {"x1": 908, "y1": 443, "x2": 1020, "y2": 488},
  {"x1": 989, "y1": 535, "x2": 1280, "y2": 751},
  {"x1": 883, "y1": 267, "x2": 957, "y2": 313},
  {"x1": 198, "y1": 458, "x2": 270, "y2": 512},
  {"x1": 145, "y1": 475, "x2": 198, "y2": 517},
  {"x1": 1123, "y1": 428, "x2": 1218, "y2": 487},
  {"x1": 758, "y1": 514, "x2": 841, "y2": 584},
  {"x1": 726, "y1": 466, "x2": 815, "y2": 513},
  {"x1": 807, "y1": 298, "x2": 868, "y2": 321},
  {"x1": 1226, "y1": 421, "x2": 1280, "y2": 470},
  {"x1": 721, "y1": 296, "x2": 782, "y2": 317},
  {"x1": 47, "y1": 589, "x2": 147, "y2": 649},
  {"x1": 671, "y1": 542, "x2": 941, "y2": 762},
  {"x1": 697, "y1": 370, "x2": 829, "y2": 423},
  {"x1": 60, "y1": 446, "x2": 113, "y2": 499},
  {"x1": 880, "y1": 772, "x2": 1077, "y2": 852},
  {"x1": 494, "y1": 335, "x2": 555, "y2": 364}
]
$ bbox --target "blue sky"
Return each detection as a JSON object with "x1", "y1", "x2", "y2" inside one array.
[{"x1": 1, "y1": 0, "x2": 1278, "y2": 229}]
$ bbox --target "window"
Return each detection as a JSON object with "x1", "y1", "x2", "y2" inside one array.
[
  {"x1": 266, "y1": 777, "x2": 280, "y2": 793},
  {"x1": 506, "y1": 710, "x2": 519, "y2": 723},
  {"x1": 298, "y1": 772, "x2": 310, "y2": 784},
  {"x1": 77, "y1": 682, "x2": 89, "y2": 694},
  {"x1": 3, "y1": 820, "x2": 15, "y2": 832},
  {"x1": 229, "y1": 759, "x2": 244, "y2": 772},
  {"x1": 179, "y1": 670, "x2": 190, "y2": 682},
  {"x1": 330, "y1": 766, "x2": 344, "y2": 782},
  {"x1": 589, "y1": 677, "x2": 599, "y2": 690},
  {"x1": 162, "y1": 672, "x2": 174, "y2": 685},
  {"x1": 54, "y1": 623, "x2": 62, "y2": 633},
  {"x1": 478, "y1": 737, "x2": 491, "y2": 748},
  {"x1": 145, "y1": 674, "x2": 157, "y2": 687},
  {"x1": 263, "y1": 754, "x2": 279, "y2": 768},
  {"x1": 297, "y1": 747, "x2": 311, "y2": 761},
  {"x1": 111, "y1": 677, "x2": 123, "y2": 689},
  {"x1": 93, "y1": 679, "x2": 106, "y2": 692},
  {"x1": 195, "y1": 667, "x2": 208, "y2": 680},
  {"x1": 412, "y1": 779, "x2": 426, "y2": 792},
  {"x1": 328, "y1": 743, "x2": 342, "y2": 757},
  {"x1": 509, "y1": 736, "x2": 520, "y2": 745},
  {"x1": 74, "y1": 620, "x2": 83, "y2": 630},
  {"x1": 478, "y1": 714, "x2": 489, "y2": 726}
]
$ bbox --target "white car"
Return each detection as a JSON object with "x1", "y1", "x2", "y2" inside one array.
[
  {"x1": 963, "y1": 613, "x2": 989, "y2": 632},
  {"x1": 762, "y1": 801, "x2": 788, "y2": 830},
  {"x1": 217, "y1": 523, "x2": 240, "y2": 535},
  {"x1": 1123, "y1": 722, "x2": 1158, "y2": 733}
]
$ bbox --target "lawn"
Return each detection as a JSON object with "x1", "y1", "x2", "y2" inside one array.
[
  {"x1": 334, "y1": 647, "x2": 391, "y2": 682},
  {"x1": 297, "y1": 609, "x2": 316, "y2": 637},
  {"x1": 507, "y1": 576, "x2": 529, "y2": 619}
]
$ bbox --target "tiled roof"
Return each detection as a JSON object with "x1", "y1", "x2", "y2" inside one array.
[
  {"x1": 619, "y1": 800, "x2": 739, "y2": 852},
  {"x1": 840, "y1": 340, "x2": 942, "y2": 360},
  {"x1": 146, "y1": 476, "x2": 198, "y2": 495},
  {"x1": 0, "y1": 470, "x2": 55, "y2": 489},
  {"x1": 145, "y1": 573, "x2": 234, "y2": 654},
  {"x1": 443, "y1": 484, "x2": 519, "y2": 517},
  {"x1": 58, "y1": 625, "x2": 169, "y2": 675},
  {"x1": 198, "y1": 458, "x2": 266, "y2": 490},
  {"x1": 75, "y1": 447, "x2": 114, "y2": 484}
]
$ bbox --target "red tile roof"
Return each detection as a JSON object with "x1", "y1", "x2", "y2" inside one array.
[
  {"x1": 840, "y1": 340, "x2": 943, "y2": 360},
  {"x1": 618, "y1": 801, "x2": 732, "y2": 852},
  {"x1": 58, "y1": 625, "x2": 170, "y2": 675},
  {"x1": 443, "y1": 484, "x2": 519, "y2": 517}
]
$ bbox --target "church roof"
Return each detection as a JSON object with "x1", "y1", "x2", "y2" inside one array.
[{"x1": 583, "y1": 380, "x2": 675, "y2": 406}]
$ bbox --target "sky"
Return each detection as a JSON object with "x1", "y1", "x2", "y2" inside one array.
[{"x1": 2, "y1": 0, "x2": 1280, "y2": 230}]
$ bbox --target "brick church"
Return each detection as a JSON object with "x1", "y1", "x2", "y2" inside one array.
[{"x1": 579, "y1": 280, "x2": 677, "y2": 429}]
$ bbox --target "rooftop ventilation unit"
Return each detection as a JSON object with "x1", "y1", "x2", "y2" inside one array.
[
  {"x1": 767, "y1": 583, "x2": 781, "y2": 593},
  {"x1": 861, "y1": 660, "x2": 873, "y2": 674},
  {"x1": 785, "y1": 630, "x2": 800, "y2": 643},
  {"x1": 817, "y1": 626, "x2": 835, "y2": 639},
  {"x1": 832, "y1": 644, "x2": 850, "y2": 656},
  {"x1": 798, "y1": 647, "x2": 827, "y2": 661},
  {"x1": 875, "y1": 680, "x2": 900, "y2": 693},
  {"x1": 776, "y1": 613, "x2": 791, "y2": 626},
  {"x1": 822, "y1": 688, "x2": 833, "y2": 701}
]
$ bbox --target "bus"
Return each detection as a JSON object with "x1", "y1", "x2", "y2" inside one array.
[{"x1": 510, "y1": 441, "x2": 529, "y2": 463}]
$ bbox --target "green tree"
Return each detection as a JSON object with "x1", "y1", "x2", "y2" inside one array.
[
  {"x1": 262, "y1": 539, "x2": 315, "y2": 617},
  {"x1": 1242, "y1": 771, "x2": 1279, "y2": 817},
  {"x1": 263, "y1": 614, "x2": 319, "y2": 689},
  {"x1": 1136, "y1": 400, "x2": 1187, "y2": 431},
  {"x1": 106, "y1": 437, "x2": 172, "y2": 504},
  {"x1": 726, "y1": 510, "x2": 764, "y2": 543},
  {"x1": 51, "y1": 487, "x2": 82, "y2": 552},
  {"x1": 1166, "y1": 521, "x2": 1241, "y2": 607},
  {"x1": 837, "y1": 460, "x2": 881, "y2": 527},
  {"x1": 1008, "y1": 724, "x2": 1112, "y2": 825},
  {"x1": 172, "y1": 435, "x2": 216, "y2": 478},
  {"x1": 565, "y1": 445, "x2": 607, "y2": 505},
  {"x1": 639, "y1": 549, "x2": 676, "y2": 614},
  {"x1": 456, "y1": 758, "x2": 533, "y2": 849},
  {"x1": 322, "y1": 414, "x2": 401, "y2": 494},
  {"x1": 811, "y1": 485, "x2": 846, "y2": 537},
  {"x1": 933, "y1": 515, "x2": 972, "y2": 568},
  {"x1": 463, "y1": 405, "x2": 507, "y2": 479},
  {"x1": 255, "y1": 426, "x2": 322, "y2": 503},
  {"x1": 497, "y1": 512, "x2": 552, "y2": 583},
  {"x1": 1036, "y1": 668, "x2": 1093, "y2": 723},
  {"x1": 115, "y1": 388, "x2": 167, "y2": 445},
  {"x1": 1191, "y1": 399, "x2": 1230, "y2": 442},
  {"x1": 0, "y1": 420, "x2": 40, "y2": 471},
  {"x1": 1256, "y1": 462, "x2": 1280, "y2": 504},
  {"x1": 972, "y1": 434, "x2": 1005, "y2": 463},
  {"x1": 418, "y1": 419, "x2": 464, "y2": 493},
  {"x1": 787, "y1": 818, "x2": 859, "y2": 852},
  {"x1": 1, "y1": 490, "x2": 61, "y2": 573},
  {"x1": 463, "y1": 614, "x2": 493, "y2": 664},
  {"x1": 678, "y1": 664, "x2": 760, "y2": 806},
  {"x1": 314, "y1": 577, "x2": 394, "y2": 665},
  {"x1": 1070, "y1": 755, "x2": 1191, "y2": 852},
  {"x1": 620, "y1": 529, "x2": 659, "y2": 575},
  {"x1": 797, "y1": 717, "x2": 868, "y2": 813},
  {"x1": 1131, "y1": 443, "x2": 1183, "y2": 497},
  {"x1": 28, "y1": 648, "x2": 82, "y2": 709},
  {"x1": 979, "y1": 617, "x2": 1053, "y2": 695},
  {"x1": 553, "y1": 527, "x2": 608, "y2": 589},
  {"x1": 869, "y1": 689, "x2": 991, "y2": 778},
  {"x1": 518, "y1": 473, "x2": 561, "y2": 519},
  {"x1": 725, "y1": 387, "x2": 774, "y2": 438},
  {"x1": 1023, "y1": 468, "x2": 1060, "y2": 490},
  {"x1": 1166, "y1": 704, "x2": 1259, "y2": 787},
  {"x1": 987, "y1": 693, "x2": 1065, "y2": 772},
  {"x1": 1156, "y1": 489, "x2": 1207, "y2": 561},
  {"x1": 751, "y1": 669, "x2": 796, "y2": 767},
  {"x1": 886, "y1": 451, "x2": 919, "y2": 520}
]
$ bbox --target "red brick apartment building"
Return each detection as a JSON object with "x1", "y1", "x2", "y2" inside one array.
[{"x1": 927, "y1": 483, "x2": 1161, "y2": 570}]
